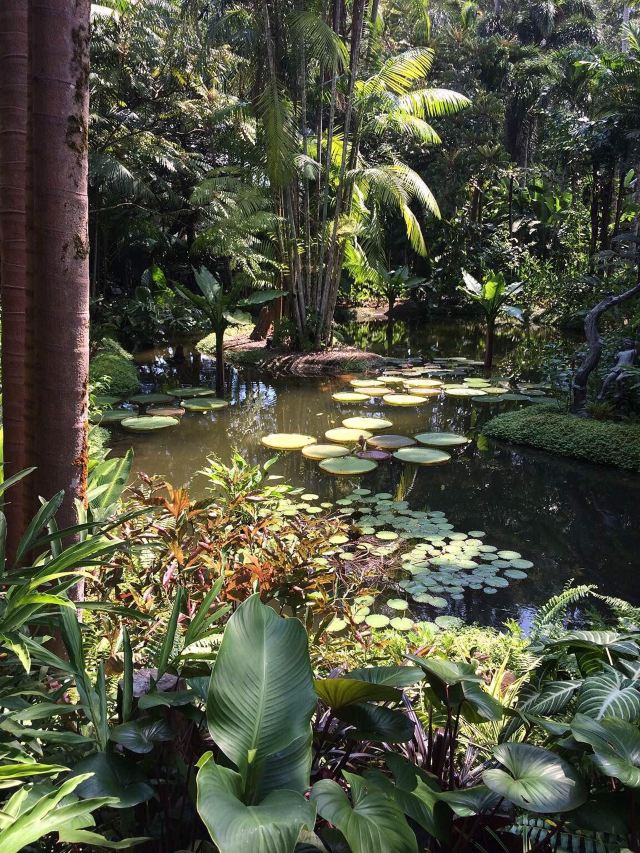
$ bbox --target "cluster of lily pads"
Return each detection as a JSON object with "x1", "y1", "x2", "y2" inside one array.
[
  {"x1": 320, "y1": 487, "x2": 534, "y2": 632},
  {"x1": 92, "y1": 386, "x2": 228, "y2": 432}
]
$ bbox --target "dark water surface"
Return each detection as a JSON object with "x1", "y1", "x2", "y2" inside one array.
[{"x1": 108, "y1": 320, "x2": 639, "y2": 627}]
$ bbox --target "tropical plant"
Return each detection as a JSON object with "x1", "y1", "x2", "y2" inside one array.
[{"x1": 460, "y1": 269, "x2": 524, "y2": 370}]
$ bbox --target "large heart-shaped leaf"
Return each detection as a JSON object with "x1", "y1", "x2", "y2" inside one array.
[
  {"x1": 197, "y1": 754, "x2": 316, "y2": 853},
  {"x1": 311, "y1": 772, "x2": 418, "y2": 853},
  {"x1": 438, "y1": 784, "x2": 502, "y2": 817},
  {"x1": 335, "y1": 703, "x2": 415, "y2": 743},
  {"x1": 406, "y1": 654, "x2": 500, "y2": 720},
  {"x1": 314, "y1": 678, "x2": 402, "y2": 708},
  {"x1": 345, "y1": 666, "x2": 424, "y2": 688},
  {"x1": 576, "y1": 666, "x2": 640, "y2": 721},
  {"x1": 207, "y1": 594, "x2": 316, "y2": 794},
  {"x1": 571, "y1": 713, "x2": 640, "y2": 787},
  {"x1": 70, "y1": 752, "x2": 154, "y2": 808},
  {"x1": 109, "y1": 718, "x2": 173, "y2": 754},
  {"x1": 483, "y1": 743, "x2": 587, "y2": 813}
]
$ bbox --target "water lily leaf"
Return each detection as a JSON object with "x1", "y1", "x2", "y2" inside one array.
[
  {"x1": 129, "y1": 393, "x2": 175, "y2": 405},
  {"x1": 415, "y1": 432, "x2": 469, "y2": 447},
  {"x1": 181, "y1": 398, "x2": 229, "y2": 412},
  {"x1": 368, "y1": 434, "x2": 416, "y2": 450},
  {"x1": 326, "y1": 618, "x2": 347, "y2": 633},
  {"x1": 387, "y1": 598, "x2": 408, "y2": 610},
  {"x1": 365, "y1": 614, "x2": 390, "y2": 629},
  {"x1": 350, "y1": 379, "x2": 386, "y2": 387},
  {"x1": 325, "y1": 428, "x2": 373, "y2": 443},
  {"x1": 375, "y1": 531, "x2": 398, "y2": 541},
  {"x1": 319, "y1": 457, "x2": 378, "y2": 476},
  {"x1": 445, "y1": 387, "x2": 483, "y2": 397},
  {"x1": 390, "y1": 617, "x2": 414, "y2": 631},
  {"x1": 302, "y1": 443, "x2": 350, "y2": 460},
  {"x1": 261, "y1": 433, "x2": 317, "y2": 451},
  {"x1": 146, "y1": 406, "x2": 185, "y2": 418},
  {"x1": 93, "y1": 409, "x2": 131, "y2": 424},
  {"x1": 393, "y1": 448, "x2": 451, "y2": 465},
  {"x1": 332, "y1": 392, "x2": 370, "y2": 403},
  {"x1": 121, "y1": 416, "x2": 179, "y2": 432},
  {"x1": 483, "y1": 743, "x2": 587, "y2": 813},
  {"x1": 342, "y1": 417, "x2": 393, "y2": 431},
  {"x1": 167, "y1": 386, "x2": 215, "y2": 398},
  {"x1": 382, "y1": 394, "x2": 427, "y2": 406},
  {"x1": 311, "y1": 774, "x2": 418, "y2": 853}
]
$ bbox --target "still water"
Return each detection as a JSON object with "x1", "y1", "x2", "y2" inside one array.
[{"x1": 109, "y1": 320, "x2": 640, "y2": 627}]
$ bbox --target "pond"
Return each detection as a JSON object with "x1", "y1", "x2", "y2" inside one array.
[{"x1": 109, "y1": 319, "x2": 640, "y2": 628}]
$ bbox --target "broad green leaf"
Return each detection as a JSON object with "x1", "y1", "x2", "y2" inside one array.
[
  {"x1": 438, "y1": 784, "x2": 502, "y2": 817},
  {"x1": 70, "y1": 753, "x2": 154, "y2": 808},
  {"x1": 577, "y1": 666, "x2": 640, "y2": 721},
  {"x1": 377, "y1": 752, "x2": 449, "y2": 841},
  {"x1": 314, "y1": 678, "x2": 402, "y2": 708},
  {"x1": 483, "y1": 743, "x2": 587, "y2": 813},
  {"x1": 88, "y1": 450, "x2": 133, "y2": 511},
  {"x1": 0, "y1": 762, "x2": 68, "y2": 782},
  {"x1": 335, "y1": 703, "x2": 415, "y2": 743},
  {"x1": 571, "y1": 713, "x2": 640, "y2": 787},
  {"x1": 207, "y1": 594, "x2": 316, "y2": 794},
  {"x1": 197, "y1": 754, "x2": 316, "y2": 853},
  {"x1": 311, "y1": 773, "x2": 418, "y2": 853},
  {"x1": 57, "y1": 829, "x2": 149, "y2": 848},
  {"x1": 109, "y1": 719, "x2": 173, "y2": 754},
  {"x1": 345, "y1": 666, "x2": 424, "y2": 688}
]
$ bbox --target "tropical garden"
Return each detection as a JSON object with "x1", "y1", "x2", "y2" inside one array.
[{"x1": 0, "y1": 0, "x2": 639, "y2": 851}]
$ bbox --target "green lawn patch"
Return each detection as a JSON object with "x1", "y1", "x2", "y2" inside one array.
[{"x1": 482, "y1": 404, "x2": 640, "y2": 472}]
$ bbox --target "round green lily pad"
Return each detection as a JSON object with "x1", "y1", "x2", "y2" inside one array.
[
  {"x1": 368, "y1": 434, "x2": 416, "y2": 450},
  {"x1": 261, "y1": 433, "x2": 317, "y2": 451},
  {"x1": 147, "y1": 406, "x2": 185, "y2": 418},
  {"x1": 509, "y1": 559, "x2": 534, "y2": 570},
  {"x1": 181, "y1": 398, "x2": 229, "y2": 412},
  {"x1": 383, "y1": 393, "x2": 427, "y2": 407},
  {"x1": 326, "y1": 618, "x2": 347, "y2": 633},
  {"x1": 166, "y1": 386, "x2": 215, "y2": 398},
  {"x1": 92, "y1": 409, "x2": 131, "y2": 424},
  {"x1": 121, "y1": 416, "x2": 179, "y2": 432},
  {"x1": 355, "y1": 594, "x2": 375, "y2": 606},
  {"x1": 329, "y1": 534, "x2": 350, "y2": 545},
  {"x1": 302, "y1": 443, "x2": 350, "y2": 460},
  {"x1": 350, "y1": 378, "x2": 385, "y2": 387},
  {"x1": 393, "y1": 447, "x2": 451, "y2": 465},
  {"x1": 404, "y1": 378, "x2": 442, "y2": 388},
  {"x1": 357, "y1": 386, "x2": 393, "y2": 397},
  {"x1": 129, "y1": 393, "x2": 175, "y2": 405},
  {"x1": 472, "y1": 395, "x2": 504, "y2": 404},
  {"x1": 387, "y1": 598, "x2": 408, "y2": 610},
  {"x1": 376, "y1": 531, "x2": 399, "y2": 541},
  {"x1": 407, "y1": 387, "x2": 441, "y2": 397},
  {"x1": 390, "y1": 617, "x2": 414, "y2": 631},
  {"x1": 319, "y1": 457, "x2": 378, "y2": 475},
  {"x1": 365, "y1": 614, "x2": 390, "y2": 629},
  {"x1": 435, "y1": 615, "x2": 463, "y2": 629},
  {"x1": 332, "y1": 392, "x2": 370, "y2": 403},
  {"x1": 504, "y1": 569, "x2": 528, "y2": 579},
  {"x1": 325, "y1": 427, "x2": 373, "y2": 443},
  {"x1": 342, "y1": 416, "x2": 393, "y2": 431},
  {"x1": 415, "y1": 432, "x2": 469, "y2": 448},
  {"x1": 468, "y1": 530, "x2": 486, "y2": 538},
  {"x1": 445, "y1": 387, "x2": 484, "y2": 397},
  {"x1": 497, "y1": 550, "x2": 521, "y2": 560}
]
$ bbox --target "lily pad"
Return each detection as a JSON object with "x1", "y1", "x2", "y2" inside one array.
[
  {"x1": 342, "y1": 416, "x2": 393, "y2": 431},
  {"x1": 368, "y1": 434, "x2": 417, "y2": 450},
  {"x1": 327, "y1": 617, "x2": 347, "y2": 633},
  {"x1": 390, "y1": 617, "x2": 414, "y2": 631},
  {"x1": 376, "y1": 531, "x2": 399, "y2": 541},
  {"x1": 365, "y1": 614, "x2": 390, "y2": 629},
  {"x1": 147, "y1": 406, "x2": 185, "y2": 418},
  {"x1": 355, "y1": 449, "x2": 391, "y2": 461},
  {"x1": 393, "y1": 447, "x2": 451, "y2": 466},
  {"x1": 332, "y1": 392, "x2": 370, "y2": 403},
  {"x1": 350, "y1": 378, "x2": 385, "y2": 387},
  {"x1": 445, "y1": 387, "x2": 485, "y2": 397},
  {"x1": 509, "y1": 559, "x2": 534, "y2": 570},
  {"x1": 435, "y1": 615, "x2": 463, "y2": 629},
  {"x1": 181, "y1": 398, "x2": 229, "y2": 412},
  {"x1": 325, "y1": 427, "x2": 373, "y2": 443},
  {"x1": 407, "y1": 387, "x2": 442, "y2": 397},
  {"x1": 302, "y1": 443, "x2": 350, "y2": 460},
  {"x1": 93, "y1": 409, "x2": 131, "y2": 424},
  {"x1": 129, "y1": 393, "x2": 175, "y2": 405},
  {"x1": 382, "y1": 394, "x2": 427, "y2": 406},
  {"x1": 261, "y1": 433, "x2": 317, "y2": 451},
  {"x1": 121, "y1": 416, "x2": 179, "y2": 432},
  {"x1": 166, "y1": 386, "x2": 215, "y2": 398},
  {"x1": 415, "y1": 432, "x2": 469, "y2": 448},
  {"x1": 357, "y1": 387, "x2": 393, "y2": 397},
  {"x1": 404, "y1": 378, "x2": 442, "y2": 388},
  {"x1": 387, "y1": 598, "x2": 408, "y2": 610},
  {"x1": 319, "y1": 457, "x2": 378, "y2": 475}
]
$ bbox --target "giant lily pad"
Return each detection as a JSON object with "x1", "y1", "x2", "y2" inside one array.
[
  {"x1": 319, "y1": 457, "x2": 378, "y2": 476},
  {"x1": 393, "y1": 448, "x2": 451, "y2": 465},
  {"x1": 350, "y1": 378, "x2": 385, "y2": 387},
  {"x1": 415, "y1": 432, "x2": 470, "y2": 448},
  {"x1": 445, "y1": 387, "x2": 484, "y2": 398},
  {"x1": 332, "y1": 392, "x2": 370, "y2": 403},
  {"x1": 121, "y1": 416, "x2": 179, "y2": 432},
  {"x1": 302, "y1": 443, "x2": 350, "y2": 460},
  {"x1": 365, "y1": 614, "x2": 390, "y2": 629},
  {"x1": 325, "y1": 427, "x2": 373, "y2": 443},
  {"x1": 407, "y1": 387, "x2": 441, "y2": 397},
  {"x1": 166, "y1": 386, "x2": 215, "y2": 398},
  {"x1": 390, "y1": 617, "x2": 414, "y2": 631},
  {"x1": 261, "y1": 433, "x2": 317, "y2": 451},
  {"x1": 404, "y1": 379, "x2": 442, "y2": 388},
  {"x1": 382, "y1": 394, "x2": 427, "y2": 407},
  {"x1": 129, "y1": 393, "x2": 175, "y2": 405},
  {"x1": 147, "y1": 406, "x2": 185, "y2": 417},
  {"x1": 342, "y1": 416, "x2": 393, "y2": 431},
  {"x1": 92, "y1": 409, "x2": 131, "y2": 424},
  {"x1": 368, "y1": 434, "x2": 416, "y2": 450},
  {"x1": 356, "y1": 386, "x2": 393, "y2": 397},
  {"x1": 181, "y1": 398, "x2": 229, "y2": 412}
]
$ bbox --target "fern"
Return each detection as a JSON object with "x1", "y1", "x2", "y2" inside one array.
[{"x1": 530, "y1": 582, "x2": 597, "y2": 640}]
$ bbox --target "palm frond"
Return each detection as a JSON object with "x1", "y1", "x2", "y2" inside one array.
[
  {"x1": 397, "y1": 87, "x2": 471, "y2": 118},
  {"x1": 372, "y1": 48, "x2": 435, "y2": 94},
  {"x1": 289, "y1": 11, "x2": 349, "y2": 71}
]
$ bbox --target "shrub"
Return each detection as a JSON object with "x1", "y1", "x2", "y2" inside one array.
[
  {"x1": 483, "y1": 403, "x2": 640, "y2": 471},
  {"x1": 89, "y1": 350, "x2": 139, "y2": 397}
]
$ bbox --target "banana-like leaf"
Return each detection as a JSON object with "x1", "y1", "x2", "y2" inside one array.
[
  {"x1": 576, "y1": 665, "x2": 640, "y2": 721},
  {"x1": 311, "y1": 772, "x2": 418, "y2": 853},
  {"x1": 571, "y1": 713, "x2": 640, "y2": 787},
  {"x1": 237, "y1": 289, "x2": 286, "y2": 306},
  {"x1": 314, "y1": 678, "x2": 402, "y2": 708},
  {"x1": 345, "y1": 665, "x2": 424, "y2": 688},
  {"x1": 88, "y1": 450, "x2": 133, "y2": 513},
  {"x1": 483, "y1": 743, "x2": 587, "y2": 813},
  {"x1": 197, "y1": 754, "x2": 316, "y2": 853},
  {"x1": 206, "y1": 594, "x2": 316, "y2": 795}
]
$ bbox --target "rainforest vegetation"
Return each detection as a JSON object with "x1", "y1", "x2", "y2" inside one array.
[{"x1": 0, "y1": 0, "x2": 639, "y2": 851}]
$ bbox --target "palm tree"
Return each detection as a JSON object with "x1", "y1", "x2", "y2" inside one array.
[{"x1": 460, "y1": 270, "x2": 524, "y2": 370}]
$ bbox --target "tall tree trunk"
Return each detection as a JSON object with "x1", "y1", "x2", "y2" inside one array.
[
  {"x1": 0, "y1": 1, "x2": 35, "y2": 554},
  {"x1": 31, "y1": 0, "x2": 91, "y2": 550},
  {"x1": 589, "y1": 162, "x2": 599, "y2": 260},
  {"x1": 571, "y1": 281, "x2": 640, "y2": 413},
  {"x1": 215, "y1": 326, "x2": 225, "y2": 398},
  {"x1": 484, "y1": 316, "x2": 495, "y2": 372},
  {"x1": 598, "y1": 165, "x2": 614, "y2": 251}
]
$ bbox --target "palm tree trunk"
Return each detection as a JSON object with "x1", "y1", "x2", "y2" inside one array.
[
  {"x1": 32, "y1": 0, "x2": 91, "y2": 550},
  {"x1": 484, "y1": 317, "x2": 495, "y2": 372},
  {"x1": 215, "y1": 325, "x2": 225, "y2": 398},
  {"x1": 0, "y1": 0, "x2": 35, "y2": 553}
]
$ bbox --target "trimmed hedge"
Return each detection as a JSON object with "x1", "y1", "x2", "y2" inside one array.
[
  {"x1": 89, "y1": 349, "x2": 139, "y2": 397},
  {"x1": 482, "y1": 404, "x2": 640, "y2": 472}
]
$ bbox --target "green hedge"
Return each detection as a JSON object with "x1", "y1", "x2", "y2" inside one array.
[
  {"x1": 482, "y1": 404, "x2": 640, "y2": 472},
  {"x1": 89, "y1": 349, "x2": 139, "y2": 397}
]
